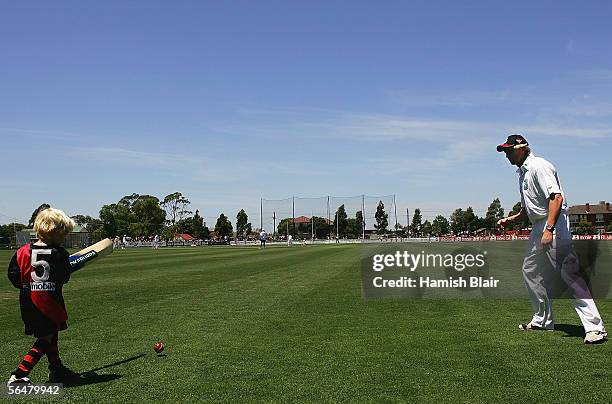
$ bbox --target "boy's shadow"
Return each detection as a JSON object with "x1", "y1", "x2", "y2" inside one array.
[
  {"x1": 555, "y1": 324, "x2": 585, "y2": 339},
  {"x1": 63, "y1": 353, "x2": 146, "y2": 388}
]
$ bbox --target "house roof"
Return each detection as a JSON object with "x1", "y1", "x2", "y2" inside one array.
[
  {"x1": 176, "y1": 233, "x2": 195, "y2": 241},
  {"x1": 567, "y1": 202, "x2": 611, "y2": 215},
  {"x1": 291, "y1": 216, "x2": 333, "y2": 224},
  {"x1": 294, "y1": 216, "x2": 310, "y2": 224}
]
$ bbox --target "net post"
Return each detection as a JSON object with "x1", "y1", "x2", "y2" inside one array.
[{"x1": 292, "y1": 196, "x2": 295, "y2": 236}]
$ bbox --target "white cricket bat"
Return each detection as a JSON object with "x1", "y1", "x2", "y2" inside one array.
[{"x1": 69, "y1": 238, "x2": 114, "y2": 272}]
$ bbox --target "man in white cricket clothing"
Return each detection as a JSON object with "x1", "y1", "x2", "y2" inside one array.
[{"x1": 496, "y1": 134, "x2": 607, "y2": 344}]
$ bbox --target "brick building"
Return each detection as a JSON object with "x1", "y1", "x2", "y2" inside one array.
[{"x1": 567, "y1": 200, "x2": 612, "y2": 233}]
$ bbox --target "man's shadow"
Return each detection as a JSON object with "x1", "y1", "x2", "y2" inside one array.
[
  {"x1": 555, "y1": 323, "x2": 585, "y2": 339},
  {"x1": 62, "y1": 353, "x2": 147, "y2": 388}
]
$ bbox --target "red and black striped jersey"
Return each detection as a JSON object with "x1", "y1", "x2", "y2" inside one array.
[{"x1": 7, "y1": 243, "x2": 71, "y2": 328}]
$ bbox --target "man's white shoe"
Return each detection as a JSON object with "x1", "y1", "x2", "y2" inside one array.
[
  {"x1": 7, "y1": 374, "x2": 32, "y2": 386},
  {"x1": 584, "y1": 331, "x2": 607, "y2": 344}
]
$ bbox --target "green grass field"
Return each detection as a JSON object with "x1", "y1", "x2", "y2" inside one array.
[{"x1": 1, "y1": 244, "x2": 610, "y2": 402}]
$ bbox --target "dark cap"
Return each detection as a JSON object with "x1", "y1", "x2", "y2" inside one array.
[{"x1": 496, "y1": 134, "x2": 528, "y2": 152}]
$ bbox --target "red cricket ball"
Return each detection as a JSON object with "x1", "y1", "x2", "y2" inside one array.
[{"x1": 153, "y1": 341, "x2": 164, "y2": 353}]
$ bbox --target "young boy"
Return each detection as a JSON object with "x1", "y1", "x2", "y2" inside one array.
[{"x1": 7, "y1": 208, "x2": 82, "y2": 385}]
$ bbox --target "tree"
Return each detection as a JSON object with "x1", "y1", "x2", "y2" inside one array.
[
  {"x1": 28, "y1": 203, "x2": 51, "y2": 227},
  {"x1": 421, "y1": 220, "x2": 432, "y2": 237},
  {"x1": 507, "y1": 202, "x2": 530, "y2": 231},
  {"x1": 131, "y1": 196, "x2": 165, "y2": 236},
  {"x1": 176, "y1": 217, "x2": 194, "y2": 235},
  {"x1": 99, "y1": 194, "x2": 165, "y2": 238},
  {"x1": 0, "y1": 223, "x2": 27, "y2": 247},
  {"x1": 99, "y1": 203, "x2": 132, "y2": 238},
  {"x1": 310, "y1": 216, "x2": 330, "y2": 239},
  {"x1": 71, "y1": 214, "x2": 104, "y2": 241},
  {"x1": 450, "y1": 207, "x2": 479, "y2": 236},
  {"x1": 485, "y1": 198, "x2": 505, "y2": 231},
  {"x1": 71, "y1": 214, "x2": 93, "y2": 226},
  {"x1": 346, "y1": 218, "x2": 360, "y2": 238},
  {"x1": 277, "y1": 218, "x2": 296, "y2": 237},
  {"x1": 375, "y1": 201, "x2": 389, "y2": 234},
  {"x1": 410, "y1": 208, "x2": 423, "y2": 237},
  {"x1": 214, "y1": 214, "x2": 233, "y2": 238},
  {"x1": 574, "y1": 219, "x2": 596, "y2": 235},
  {"x1": 431, "y1": 215, "x2": 450, "y2": 236},
  {"x1": 192, "y1": 210, "x2": 207, "y2": 239},
  {"x1": 356, "y1": 211, "x2": 364, "y2": 237},
  {"x1": 450, "y1": 208, "x2": 464, "y2": 235},
  {"x1": 161, "y1": 192, "x2": 192, "y2": 234},
  {"x1": 333, "y1": 205, "x2": 348, "y2": 237},
  {"x1": 236, "y1": 209, "x2": 250, "y2": 239},
  {"x1": 464, "y1": 207, "x2": 477, "y2": 235}
]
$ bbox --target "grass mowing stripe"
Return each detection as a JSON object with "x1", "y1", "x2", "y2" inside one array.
[{"x1": 0, "y1": 246, "x2": 610, "y2": 402}]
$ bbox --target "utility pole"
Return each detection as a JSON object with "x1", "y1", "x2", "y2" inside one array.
[
  {"x1": 273, "y1": 211, "x2": 276, "y2": 240},
  {"x1": 407, "y1": 208, "x2": 410, "y2": 237},
  {"x1": 327, "y1": 196, "x2": 330, "y2": 226},
  {"x1": 393, "y1": 195, "x2": 398, "y2": 239}
]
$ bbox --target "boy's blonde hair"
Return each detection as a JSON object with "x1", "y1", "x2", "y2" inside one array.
[{"x1": 33, "y1": 208, "x2": 75, "y2": 246}]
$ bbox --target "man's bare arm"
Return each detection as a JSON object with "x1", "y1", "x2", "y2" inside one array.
[
  {"x1": 497, "y1": 207, "x2": 528, "y2": 228},
  {"x1": 546, "y1": 194, "x2": 563, "y2": 229}
]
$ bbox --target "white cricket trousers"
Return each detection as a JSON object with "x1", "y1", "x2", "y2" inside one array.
[{"x1": 522, "y1": 215, "x2": 606, "y2": 332}]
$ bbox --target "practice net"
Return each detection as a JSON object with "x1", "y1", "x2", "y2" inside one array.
[{"x1": 259, "y1": 195, "x2": 398, "y2": 240}]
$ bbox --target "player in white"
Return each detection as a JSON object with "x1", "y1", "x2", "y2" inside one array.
[{"x1": 496, "y1": 134, "x2": 606, "y2": 344}]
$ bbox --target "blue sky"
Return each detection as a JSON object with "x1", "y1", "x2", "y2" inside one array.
[{"x1": 1, "y1": 1, "x2": 611, "y2": 227}]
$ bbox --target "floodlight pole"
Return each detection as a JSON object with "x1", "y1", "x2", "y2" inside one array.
[
  {"x1": 260, "y1": 198, "x2": 263, "y2": 231},
  {"x1": 327, "y1": 196, "x2": 330, "y2": 226},
  {"x1": 273, "y1": 211, "x2": 276, "y2": 240}
]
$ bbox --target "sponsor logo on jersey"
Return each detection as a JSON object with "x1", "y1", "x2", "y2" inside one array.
[{"x1": 30, "y1": 282, "x2": 56, "y2": 291}]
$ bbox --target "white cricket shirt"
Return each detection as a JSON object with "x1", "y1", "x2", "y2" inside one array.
[{"x1": 517, "y1": 153, "x2": 567, "y2": 223}]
